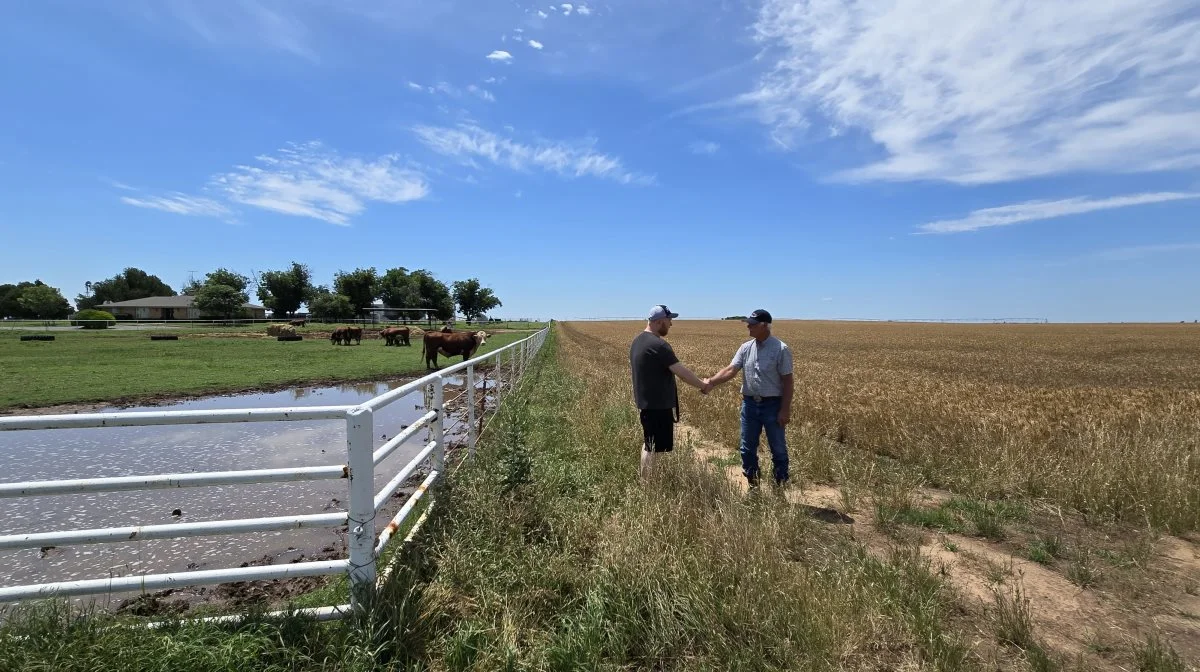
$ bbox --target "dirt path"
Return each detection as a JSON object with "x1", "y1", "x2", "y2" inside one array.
[{"x1": 677, "y1": 423, "x2": 1200, "y2": 670}]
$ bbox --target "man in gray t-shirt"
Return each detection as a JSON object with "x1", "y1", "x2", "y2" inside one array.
[{"x1": 704, "y1": 309, "x2": 794, "y2": 487}]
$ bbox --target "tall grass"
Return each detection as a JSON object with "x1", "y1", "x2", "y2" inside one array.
[{"x1": 413, "y1": 328, "x2": 981, "y2": 669}]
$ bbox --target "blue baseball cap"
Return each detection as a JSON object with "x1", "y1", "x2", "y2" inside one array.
[
  {"x1": 743, "y1": 309, "x2": 772, "y2": 325},
  {"x1": 648, "y1": 304, "x2": 679, "y2": 321}
]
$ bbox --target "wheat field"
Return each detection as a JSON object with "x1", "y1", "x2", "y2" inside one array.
[{"x1": 561, "y1": 320, "x2": 1200, "y2": 532}]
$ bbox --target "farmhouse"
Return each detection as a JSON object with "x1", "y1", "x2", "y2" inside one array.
[{"x1": 97, "y1": 295, "x2": 268, "y2": 320}]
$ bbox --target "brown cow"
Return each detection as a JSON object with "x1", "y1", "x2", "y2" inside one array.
[
  {"x1": 331, "y1": 327, "x2": 347, "y2": 345},
  {"x1": 289, "y1": 318, "x2": 307, "y2": 327},
  {"x1": 380, "y1": 326, "x2": 410, "y2": 346},
  {"x1": 422, "y1": 330, "x2": 488, "y2": 369},
  {"x1": 344, "y1": 326, "x2": 362, "y2": 345}
]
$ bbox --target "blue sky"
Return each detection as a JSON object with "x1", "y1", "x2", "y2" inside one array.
[{"x1": 1, "y1": 0, "x2": 1198, "y2": 322}]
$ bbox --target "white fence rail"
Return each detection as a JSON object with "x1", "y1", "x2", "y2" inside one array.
[{"x1": 0, "y1": 326, "x2": 549, "y2": 615}]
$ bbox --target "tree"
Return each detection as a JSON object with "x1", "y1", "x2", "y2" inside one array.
[
  {"x1": 412, "y1": 270, "x2": 455, "y2": 321},
  {"x1": 0, "y1": 283, "x2": 23, "y2": 318},
  {"x1": 15, "y1": 283, "x2": 72, "y2": 319},
  {"x1": 308, "y1": 292, "x2": 355, "y2": 321},
  {"x1": 194, "y1": 283, "x2": 248, "y2": 320},
  {"x1": 377, "y1": 267, "x2": 421, "y2": 311},
  {"x1": 333, "y1": 268, "x2": 378, "y2": 318},
  {"x1": 77, "y1": 268, "x2": 175, "y2": 311},
  {"x1": 185, "y1": 268, "x2": 249, "y2": 295},
  {"x1": 257, "y1": 262, "x2": 314, "y2": 318},
  {"x1": 452, "y1": 278, "x2": 502, "y2": 322}
]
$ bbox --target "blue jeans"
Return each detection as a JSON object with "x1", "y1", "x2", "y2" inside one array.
[{"x1": 740, "y1": 396, "x2": 788, "y2": 484}]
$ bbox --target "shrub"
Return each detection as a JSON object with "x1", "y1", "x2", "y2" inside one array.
[{"x1": 70, "y1": 309, "x2": 116, "y2": 329}]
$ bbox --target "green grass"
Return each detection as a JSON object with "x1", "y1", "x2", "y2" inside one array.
[
  {"x1": 0, "y1": 328, "x2": 533, "y2": 411},
  {"x1": 877, "y1": 497, "x2": 1029, "y2": 541}
]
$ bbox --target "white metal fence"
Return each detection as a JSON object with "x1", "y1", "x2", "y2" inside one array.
[{"x1": 0, "y1": 326, "x2": 550, "y2": 620}]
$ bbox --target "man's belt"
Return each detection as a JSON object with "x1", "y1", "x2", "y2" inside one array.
[{"x1": 745, "y1": 395, "x2": 781, "y2": 402}]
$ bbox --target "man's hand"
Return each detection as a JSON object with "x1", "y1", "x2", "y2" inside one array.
[
  {"x1": 778, "y1": 407, "x2": 791, "y2": 426},
  {"x1": 700, "y1": 379, "x2": 713, "y2": 395}
]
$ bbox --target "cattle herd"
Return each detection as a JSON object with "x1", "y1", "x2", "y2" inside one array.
[{"x1": 265, "y1": 322, "x2": 491, "y2": 369}]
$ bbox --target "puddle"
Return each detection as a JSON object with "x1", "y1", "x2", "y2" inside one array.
[{"x1": 0, "y1": 379, "x2": 492, "y2": 603}]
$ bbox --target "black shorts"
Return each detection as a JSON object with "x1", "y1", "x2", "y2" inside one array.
[{"x1": 640, "y1": 408, "x2": 676, "y2": 453}]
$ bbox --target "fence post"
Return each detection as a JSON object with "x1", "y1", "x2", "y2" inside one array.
[
  {"x1": 466, "y1": 363, "x2": 477, "y2": 457},
  {"x1": 345, "y1": 406, "x2": 377, "y2": 608},
  {"x1": 432, "y1": 378, "x2": 445, "y2": 473}
]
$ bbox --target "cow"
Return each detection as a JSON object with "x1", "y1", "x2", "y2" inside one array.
[
  {"x1": 331, "y1": 327, "x2": 347, "y2": 345},
  {"x1": 422, "y1": 330, "x2": 488, "y2": 369},
  {"x1": 289, "y1": 318, "x2": 307, "y2": 327},
  {"x1": 345, "y1": 326, "x2": 362, "y2": 345},
  {"x1": 380, "y1": 326, "x2": 410, "y2": 346}
]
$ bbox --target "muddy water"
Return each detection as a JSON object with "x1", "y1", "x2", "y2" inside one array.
[{"x1": 0, "y1": 379, "x2": 479, "y2": 599}]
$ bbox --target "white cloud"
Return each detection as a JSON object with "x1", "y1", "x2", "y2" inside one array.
[
  {"x1": 689, "y1": 141, "x2": 720, "y2": 155},
  {"x1": 918, "y1": 192, "x2": 1200, "y2": 234},
  {"x1": 211, "y1": 142, "x2": 429, "y2": 226},
  {"x1": 537, "y1": 10, "x2": 549, "y2": 18},
  {"x1": 120, "y1": 194, "x2": 231, "y2": 218},
  {"x1": 412, "y1": 124, "x2": 654, "y2": 185},
  {"x1": 560, "y1": 3, "x2": 574, "y2": 16},
  {"x1": 576, "y1": 4, "x2": 592, "y2": 16},
  {"x1": 406, "y1": 81, "x2": 423, "y2": 91},
  {"x1": 528, "y1": 39, "x2": 544, "y2": 50},
  {"x1": 821, "y1": 297, "x2": 833, "y2": 302},
  {"x1": 514, "y1": 190, "x2": 523, "y2": 198},
  {"x1": 748, "y1": 0, "x2": 1200, "y2": 184},
  {"x1": 486, "y1": 50, "x2": 513, "y2": 62}
]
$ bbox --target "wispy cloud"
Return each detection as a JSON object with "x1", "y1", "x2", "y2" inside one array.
[
  {"x1": 748, "y1": 0, "x2": 1200, "y2": 184},
  {"x1": 411, "y1": 80, "x2": 495, "y2": 103},
  {"x1": 210, "y1": 142, "x2": 429, "y2": 226},
  {"x1": 412, "y1": 124, "x2": 654, "y2": 185},
  {"x1": 486, "y1": 50, "x2": 513, "y2": 62},
  {"x1": 689, "y1": 141, "x2": 720, "y2": 155},
  {"x1": 560, "y1": 3, "x2": 574, "y2": 16},
  {"x1": 105, "y1": 179, "x2": 139, "y2": 191},
  {"x1": 1082, "y1": 242, "x2": 1200, "y2": 262},
  {"x1": 159, "y1": 1, "x2": 316, "y2": 61},
  {"x1": 918, "y1": 192, "x2": 1200, "y2": 234},
  {"x1": 466, "y1": 84, "x2": 496, "y2": 102},
  {"x1": 576, "y1": 4, "x2": 592, "y2": 16},
  {"x1": 528, "y1": 39, "x2": 544, "y2": 50},
  {"x1": 120, "y1": 194, "x2": 231, "y2": 218},
  {"x1": 537, "y1": 10, "x2": 548, "y2": 18}
]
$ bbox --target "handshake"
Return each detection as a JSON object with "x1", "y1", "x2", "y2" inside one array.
[{"x1": 699, "y1": 377, "x2": 716, "y2": 395}]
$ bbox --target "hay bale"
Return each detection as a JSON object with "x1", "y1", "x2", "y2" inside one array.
[{"x1": 266, "y1": 324, "x2": 287, "y2": 337}]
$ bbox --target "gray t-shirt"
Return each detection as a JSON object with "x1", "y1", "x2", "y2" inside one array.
[{"x1": 730, "y1": 335, "x2": 793, "y2": 397}]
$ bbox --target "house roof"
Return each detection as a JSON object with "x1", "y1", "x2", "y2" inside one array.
[{"x1": 99, "y1": 295, "x2": 266, "y2": 310}]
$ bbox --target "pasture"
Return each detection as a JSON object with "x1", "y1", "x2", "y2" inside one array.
[{"x1": 0, "y1": 324, "x2": 535, "y2": 412}]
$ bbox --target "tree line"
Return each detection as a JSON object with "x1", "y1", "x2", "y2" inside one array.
[{"x1": 2, "y1": 264, "x2": 502, "y2": 322}]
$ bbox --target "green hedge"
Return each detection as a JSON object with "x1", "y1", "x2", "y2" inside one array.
[{"x1": 70, "y1": 309, "x2": 117, "y2": 329}]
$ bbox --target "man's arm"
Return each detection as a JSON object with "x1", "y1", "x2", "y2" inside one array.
[
  {"x1": 779, "y1": 373, "x2": 794, "y2": 425},
  {"x1": 670, "y1": 362, "x2": 711, "y2": 393},
  {"x1": 706, "y1": 363, "x2": 740, "y2": 387}
]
